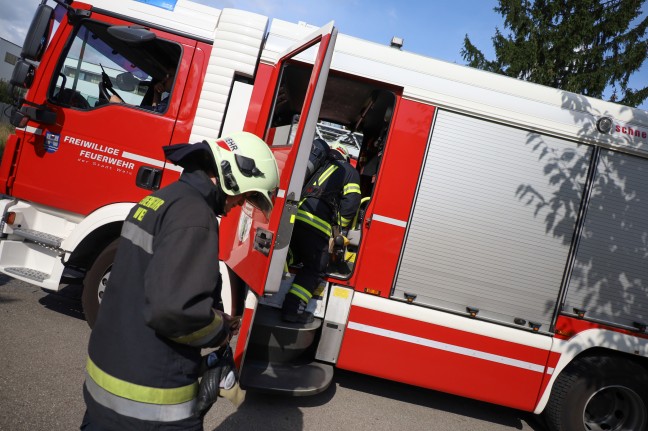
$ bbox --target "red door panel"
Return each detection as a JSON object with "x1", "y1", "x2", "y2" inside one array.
[
  {"x1": 221, "y1": 23, "x2": 338, "y2": 296},
  {"x1": 10, "y1": 12, "x2": 202, "y2": 215}
]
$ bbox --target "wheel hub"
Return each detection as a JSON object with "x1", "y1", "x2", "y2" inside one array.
[
  {"x1": 584, "y1": 385, "x2": 647, "y2": 431},
  {"x1": 97, "y1": 270, "x2": 110, "y2": 304}
]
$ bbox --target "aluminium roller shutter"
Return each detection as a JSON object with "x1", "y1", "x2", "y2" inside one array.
[
  {"x1": 564, "y1": 149, "x2": 648, "y2": 329},
  {"x1": 392, "y1": 109, "x2": 592, "y2": 331}
]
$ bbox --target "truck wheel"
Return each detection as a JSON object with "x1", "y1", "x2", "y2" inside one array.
[
  {"x1": 545, "y1": 355, "x2": 648, "y2": 431},
  {"x1": 82, "y1": 239, "x2": 119, "y2": 328}
]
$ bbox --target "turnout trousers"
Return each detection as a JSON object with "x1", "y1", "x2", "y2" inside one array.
[{"x1": 286, "y1": 222, "x2": 330, "y2": 307}]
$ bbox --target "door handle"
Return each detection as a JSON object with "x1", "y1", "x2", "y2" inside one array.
[
  {"x1": 136, "y1": 166, "x2": 162, "y2": 190},
  {"x1": 254, "y1": 227, "x2": 273, "y2": 256}
]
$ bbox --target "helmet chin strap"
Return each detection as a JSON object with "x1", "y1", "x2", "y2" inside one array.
[
  {"x1": 211, "y1": 177, "x2": 228, "y2": 217},
  {"x1": 220, "y1": 160, "x2": 240, "y2": 192}
]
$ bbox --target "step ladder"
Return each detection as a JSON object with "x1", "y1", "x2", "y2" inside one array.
[{"x1": 240, "y1": 304, "x2": 334, "y2": 396}]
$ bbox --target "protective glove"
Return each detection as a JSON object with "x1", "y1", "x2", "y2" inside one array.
[
  {"x1": 194, "y1": 366, "x2": 221, "y2": 418},
  {"x1": 194, "y1": 344, "x2": 243, "y2": 418}
]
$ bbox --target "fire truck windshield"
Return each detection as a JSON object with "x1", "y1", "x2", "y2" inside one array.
[{"x1": 48, "y1": 19, "x2": 180, "y2": 111}]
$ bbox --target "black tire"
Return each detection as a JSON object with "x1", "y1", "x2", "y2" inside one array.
[
  {"x1": 82, "y1": 239, "x2": 120, "y2": 328},
  {"x1": 545, "y1": 354, "x2": 648, "y2": 431}
]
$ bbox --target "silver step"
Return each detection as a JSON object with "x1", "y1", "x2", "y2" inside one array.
[
  {"x1": 12, "y1": 228, "x2": 63, "y2": 248},
  {"x1": 6, "y1": 267, "x2": 49, "y2": 282}
]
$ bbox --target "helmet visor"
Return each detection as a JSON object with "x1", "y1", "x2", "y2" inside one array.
[{"x1": 245, "y1": 190, "x2": 274, "y2": 220}]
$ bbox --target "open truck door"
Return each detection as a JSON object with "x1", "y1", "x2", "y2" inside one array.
[{"x1": 220, "y1": 22, "x2": 337, "y2": 298}]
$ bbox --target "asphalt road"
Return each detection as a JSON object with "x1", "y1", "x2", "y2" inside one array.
[{"x1": 0, "y1": 274, "x2": 548, "y2": 431}]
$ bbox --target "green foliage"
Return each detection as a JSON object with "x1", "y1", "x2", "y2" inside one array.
[
  {"x1": 0, "y1": 79, "x2": 14, "y2": 105},
  {"x1": 0, "y1": 123, "x2": 14, "y2": 162},
  {"x1": 461, "y1": 0, "x2": 648, "y2": 107}
]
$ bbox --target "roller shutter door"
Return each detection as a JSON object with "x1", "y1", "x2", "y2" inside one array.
[
  {"x1": 392, "y1": 109, "x2": 592, "y2": 331},
  {"x1": 564, "y1": 149, "x2": 648, "y2": 329}
]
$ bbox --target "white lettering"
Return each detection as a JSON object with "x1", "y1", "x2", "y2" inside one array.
[
  {"x1": 65, "y1": 135, "x2": 120, "y2": 156},
  {"x1": 79, "y1": 150, "x2": 134, "y2": 170}
]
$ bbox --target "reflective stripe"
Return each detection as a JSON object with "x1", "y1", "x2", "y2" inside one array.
[
  {"x1": 85, "y1": 373, "x2": 196, "y2": 422},
  {"x1": 347, "y1": 322, "x2": 546, "y2": 373},
  {"x1": 352, "y1": 197, "x2": 372, "y2": 229},
  {"x1": 339, "y1": 216, "x2": 352, "y2": 227},
  {"x1": 121, "y1": 221, "x2": 153, "y2": 254},
  {"x1": 316, "y1": 165, "x2": 338, "y2": 185},
  {"x1": 122, "y1": 151, "x2": 183, "y2": 173},
  {"x1": 169, "y1": 313, "x2": 224, "y2": 347},
  {"x1": 343, "y1": 183, "x2": 361, "y2": 195},
  {"x1": 86, "y1": 357, "x2": 198, "y2": 405},
  {"x1": 295, "y1": 209, "x2": 332, "y2": 236},
  {"x1": 372, "y1": 213, "x2": 407, "y2": 228},
  {"x1": 289, "y1": 283, "x2": 312, "y2": 302}
]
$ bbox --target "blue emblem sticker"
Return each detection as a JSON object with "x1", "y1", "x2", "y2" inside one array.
[
  {"x1": 45, "y1": 132, "x2": 60, "y2": 153},
  {"x1": 133, "y1": 0, "x2": 177, "y2": 11}
]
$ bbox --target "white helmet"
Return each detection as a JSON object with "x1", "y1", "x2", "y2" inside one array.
[
  {"x1": 330, "y1": 141, "x2": 350, "y2": 162},
  {"x1": 164, "y1": 132, "x2": 279, "y2": 218},
  {"x1": 207, "y1": 132, "x2": 279, "y2": 218}
]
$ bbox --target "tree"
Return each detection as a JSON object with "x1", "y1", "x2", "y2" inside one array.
[{"x1": 461, "y1": 0, "x2": 648, "y2": 107}]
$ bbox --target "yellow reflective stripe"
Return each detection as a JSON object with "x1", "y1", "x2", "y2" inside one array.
[
  {"x1": 169, "y1": 313, "x2": 223, "y2": 346},
  {"x1": 352, "y1": 197, "x2": 371, "y2": 230},
  {"x1": 316, "y1": 165, "x2": 338, "y2": 185},
  {"x1": 85, "y1": 376, "x2": 195, "y2": 421},
  {"x1": 339, "y1": 216, "x2": 352, "y2": 227},
  {"x1": 86, "y1": 357, "x2": 197, "y2": 404},
  {"x1": 343, "y1": 183, "x2": 361, "y2": 195},
  {"x1": 295, "y1": 209, "x2": 332, "y2": 236},
  {"x1": 289, "y1": 283, "x2": 312, "y2": 302}
]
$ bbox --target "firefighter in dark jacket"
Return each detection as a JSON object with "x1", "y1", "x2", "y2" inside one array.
[
  {"x1": 81, "y1": 132, "x2": 279, "y2": 431},
  {"x1": 282, "y1": 141, "x2": 361, "y2": 323}
]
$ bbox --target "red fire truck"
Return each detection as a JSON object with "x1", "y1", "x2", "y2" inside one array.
[{"x1": 2, "y1": 1, "x2": 648, "y2": 429}]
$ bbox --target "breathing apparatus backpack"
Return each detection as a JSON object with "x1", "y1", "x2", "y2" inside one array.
[
  {"x1": 303, "y1": 138, "x2": 330, "y2": 184},
  {"x1": 301, "y1": 138, "x2": 339, "y2": 210}
]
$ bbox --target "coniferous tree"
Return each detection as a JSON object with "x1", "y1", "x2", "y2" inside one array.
[{"x1": 461, "y1": 0, "x2": 648, "y2": 107}]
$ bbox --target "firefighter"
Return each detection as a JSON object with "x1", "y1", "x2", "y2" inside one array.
[
  {"x1": 81, "y1": 132, "x2": 279, "y2": 430},
  {"x1": 282, "y1": 141, "x2": 361, "y2": 323}
]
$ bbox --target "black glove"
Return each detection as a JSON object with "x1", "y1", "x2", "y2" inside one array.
[
  {"x1": 194, "y1": 367, "x2": 221, "y2": 418},
  {"x1": 193, "y1": 345, "x2": 238, "y2": 418}
]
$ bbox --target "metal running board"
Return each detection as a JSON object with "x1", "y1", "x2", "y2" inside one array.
[
  {"x1": 12, "y1": 228, "x2": 63, "y2": 248},
  {"x1": 6, "y1": 267, "x2": 49, "y2": 282},
  {"x1": 246, "y1": 305, "x2": 321, "y2": 362},
  {"x1": 240, "y1": 359, "x2": 334, "y2": 396}
]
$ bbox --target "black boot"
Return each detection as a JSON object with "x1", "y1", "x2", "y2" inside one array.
[{"x1": 281, "y1": 294, "x2": 314, "y2": 323}]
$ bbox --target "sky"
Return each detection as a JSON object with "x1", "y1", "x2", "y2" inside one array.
[{"x1": 0, "y1": 0, "x2": 646, "y2": 110}]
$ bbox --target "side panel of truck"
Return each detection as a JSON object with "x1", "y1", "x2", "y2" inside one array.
[
  {"x1": 334, "y1": 107, "x2": 572, "y2": 411},
  {"x1": 349, "y1": 98, "x2": 435, "y2": 295},
  {"x1": 337, "y1": 294, "x2": 552, "y2": 411}
]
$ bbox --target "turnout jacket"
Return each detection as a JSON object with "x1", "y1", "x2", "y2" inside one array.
[
  {"x1": 296, "y1": 155, "x2": 361, "y2": 238},
  {"x1": 85, "y1": 169, "x2": 226, "y2": 427}
]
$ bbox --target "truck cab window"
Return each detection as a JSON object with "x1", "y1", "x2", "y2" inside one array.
[{"x1": 49, "y1": 20, "x2": 180, "y2": 112}]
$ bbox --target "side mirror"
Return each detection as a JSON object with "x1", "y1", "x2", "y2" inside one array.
[
  {"x1": 115, "y1": 72, "x2": 139, "y2": 92},
  {"x1": 22, "y1": 4, "x2": 54, "y2": 62},
  {"x1": 9, "y1": 104, "x2": 57, "y2": 128},
  {"x1": 10, "y1": 60, "x2": 36, "y2": 89},
  {"x1": 107, "y1": 26, "x2": 156, "y2": 44},
  {"x1": 9, "y1": 107, "x2": 30, "y2": 128}
]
